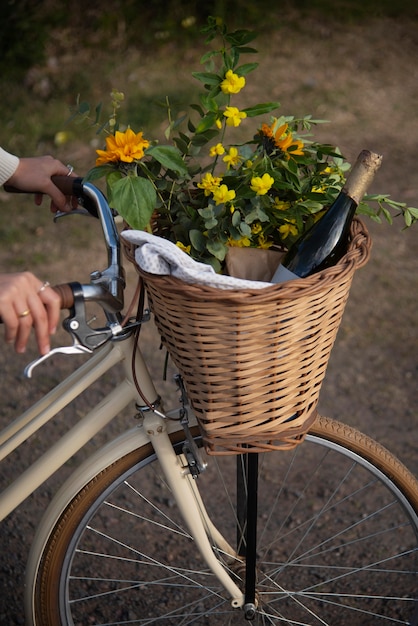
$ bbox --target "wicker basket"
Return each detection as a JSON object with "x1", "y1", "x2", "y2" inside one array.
[{"x1": 125, "y1": 218, "x2": 371, "y2": 455}]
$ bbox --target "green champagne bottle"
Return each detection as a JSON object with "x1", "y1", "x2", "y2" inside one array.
[{"x1": 272, "y1": 150, "x2": 382, "y2": 282}]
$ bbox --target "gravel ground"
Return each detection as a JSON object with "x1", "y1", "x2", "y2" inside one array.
[{"x1": 0, "y1": 13, "x2": 417, "y2": 624}]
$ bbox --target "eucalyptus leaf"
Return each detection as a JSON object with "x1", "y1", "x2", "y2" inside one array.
[
  {"x1": 206, "y1": 239, "x2": 228, "y2": 261},
  {"x1": 189, "y1": 229, "x2": 206, "y2": 252},
  {"x1": 198, "y1": 206, "x2": 215, "y2": 219},
  {"x1": 239, "y1": 222, "x2": 252, "y2": 237}
]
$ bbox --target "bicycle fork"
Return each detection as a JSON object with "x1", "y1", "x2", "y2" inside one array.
[{"x1": 143, "y1": 411, "x2": 250, "y2": 612}]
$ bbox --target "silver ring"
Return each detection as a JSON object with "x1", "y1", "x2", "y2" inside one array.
[
  {"x1": 18, "y1": 309, "x2": 31, "y2": 318},
  {"x1": 66, "y1": 164, "x2": 74, "y2": 176},
  {"x1": 38, "y1": 281, "x2": 50, "y2": 293}
]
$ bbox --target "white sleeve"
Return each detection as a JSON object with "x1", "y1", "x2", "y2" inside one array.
[{"x1": 0, "y1": 147, "x2": 20, "y2": 186}]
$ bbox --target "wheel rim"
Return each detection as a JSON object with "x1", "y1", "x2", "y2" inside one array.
[{"x1": 47, "y1": 431, "x2": 418, "y2": 625}]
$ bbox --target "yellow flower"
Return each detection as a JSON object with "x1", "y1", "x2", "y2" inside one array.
[
  {"x1": 176, "y1": 241, "x2": 191, "y2": 254},
  {"x1": 251, "y1": 223, "x2": 262, "y2": 235},
  {"x1": 257, "y1": 234, "x2": 273, "y2": 249},
  {"x1": 223, "y1": 146, "x2": 242, "y2": 169},
  {"x1": 220, "y1": 69, "x2": 246, "y2": 94},
  {"x1": 212, "y1": 184, "x2": 236, "y2": 205},
  {"x1": 223, "y1": 106, "x2": 247, "y2": 127},
  {"x1": 95, "y1": 127, "x2": 150, "y2": 165},
  {"x1": 227, "y1": 236, "x2": 251, "y2": 247},
  {"x1": 197, "y1": 172, "x2": 222, "y2": 196},
  {"x1": 209, "y1": 143, "x2": 225, "y2": 157},
  {"x1": 279, "y1": 220, "x2": 298, "y2": 239},
  {"x1": 250, "y1": 172, "x2": 274, "y2": 195},
  {"x1": 273, "y1": 198, "x2": 291, "y2": 211}
]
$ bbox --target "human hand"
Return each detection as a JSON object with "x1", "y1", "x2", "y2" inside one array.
[
  {"x1": 6, "y1": 155, "x2": 78, "y2": 213},
  {"x1": 0, "y1": 272, "x2": 60, "y2": 355}
]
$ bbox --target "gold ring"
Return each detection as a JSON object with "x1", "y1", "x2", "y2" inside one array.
[
  {"x1": 38, "y1": 281, "x2": 50, "y2": 293},
  {"x1": 66, "y1": 164, "x2": 74, "y2": 176},
  {"x1": 18, "y1": 309, "x2": 31, "y2": 318}
]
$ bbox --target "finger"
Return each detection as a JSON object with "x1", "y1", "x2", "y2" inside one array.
[
  {"x1": 0, "y1": 307, "x2": 19, "y2": 346},
  {"x1": 12, "y1": 306, "x2": 34, "y2": 354},
  {"x1": 41, "y1": 180, "x2": 69, "y2": 212},
  {"x1": 37, "y1": 283, "x2": 61, "y2": 335},
  {"x1": 25, "y1": 293, "x2": 51, "y2": 355}
]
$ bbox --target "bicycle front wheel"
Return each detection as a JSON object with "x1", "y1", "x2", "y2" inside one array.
[{"x1": 30, "y1": 415, "x2": 418, "y2": 625}]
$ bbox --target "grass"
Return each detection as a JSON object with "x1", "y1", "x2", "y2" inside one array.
[{"x1": 1, "y1": 2, "x2": 417, "y2": 272}]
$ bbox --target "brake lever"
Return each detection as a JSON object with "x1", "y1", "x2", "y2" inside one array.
[
  {"x1": 24, "y1": 343, "x2": 92, "y2": 378},
  {"x1": 53, "y1": 208, "x2": 93, "y2": 221}
]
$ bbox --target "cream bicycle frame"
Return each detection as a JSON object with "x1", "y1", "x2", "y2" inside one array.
[{"x1": 0, "y1": 333, "x2": 245, "y2": 611}]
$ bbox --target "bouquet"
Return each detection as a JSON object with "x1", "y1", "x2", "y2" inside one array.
[{"x1": 73, "y1": 16, "x2": 418, "y2": 273}]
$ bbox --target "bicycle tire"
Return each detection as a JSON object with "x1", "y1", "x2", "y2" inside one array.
[{"x1": 30, "y1": 414, "x2": 418, "y2": 625}]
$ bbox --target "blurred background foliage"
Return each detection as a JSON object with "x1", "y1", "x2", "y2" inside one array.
[
  {"x1": 0, "y1": 0, "x2": 417, "y2": 159},
  {"x1": 2, "y1": 0, "x2": 418, "y2": 77}
]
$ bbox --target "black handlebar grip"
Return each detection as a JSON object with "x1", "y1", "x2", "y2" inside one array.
[
  {"x1": 3, "y1": 176, "x2": 98, "y2": 218},
  {"x1": 53, "y1": 283, "x2": 75, "y2": 310},
  {"x1": 3, "y1": 175, "x2": 84, "y2": 196}
]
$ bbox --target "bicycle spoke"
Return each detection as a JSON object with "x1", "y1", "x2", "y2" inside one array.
[{"x1": 33, "y1": 423, "x2": 418, "y2": 625}]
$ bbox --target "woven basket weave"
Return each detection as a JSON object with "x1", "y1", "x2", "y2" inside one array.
[{"x1": 127, "y1": 218, "x2": 371, "y2": 455}]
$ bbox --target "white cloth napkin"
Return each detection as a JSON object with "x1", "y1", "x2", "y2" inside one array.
[{"x1": 121, "y1": 230, "x2": 271, "y2": 290}]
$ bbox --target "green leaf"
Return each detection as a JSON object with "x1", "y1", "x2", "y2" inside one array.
[
  {"x1": 225, "y1": 29, "x2": 257, "y2": 47},
  {"x1": 236, "y1": 62, "x2": 259, "y2": 76},
  {"x1": 235, "y1": 46, "x2": 258, "y2": 55},
  {"x1": 194, "y1": 112, "x2": 218, "y2": 134},
  {"x1": 109, "y1": 176, "x2": 156, "y2": 230},
  {"x1": 192, "y1": 71, "x2": 220, "y2": 86},
  {"x1": 242, "y1": 102, "x2": 281, "y2": 117},
  {"x1": 190, "y1": 103, "x2": 205, "y2": 117},
  {"x1": 200, "y1": 94, "x2": 219, "y2": 113},
  {"x1": 84, "y1": 165, "x2": 114, "y2": 182},
  {"x1": 405, "y1": 206, "x2": 418, "y2": 219},
  {"x1": 94, "y1": 102, "x2": 103, "y2": 124},
  {"x1": 77, "y1": 101, "x2": 90, "y2": 115},
  {"x1": 145, "y1": 145, "x2": 188, "y2": 176},
  {"x1": 173, "y1": 136, "x2": 190, "y2": 154},
  {"x1": 191, "y1": 128, "x2": 219, "y2": 145},
  {"x1": 200, "y1": 50, "x2": 218, "y2": 64}
]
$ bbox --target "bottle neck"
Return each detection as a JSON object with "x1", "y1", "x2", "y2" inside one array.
[{"x1": 343, "y1": 150, "x2": 383, "y2": 204}]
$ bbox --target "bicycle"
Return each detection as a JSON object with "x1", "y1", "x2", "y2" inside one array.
[{"x1": 0, "y1": 176, "x2": 417, "y2": 625}]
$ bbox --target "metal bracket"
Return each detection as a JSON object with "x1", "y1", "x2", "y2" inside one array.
[
  {"x1": 62, "y1": 283, "x2": 115, "y2": 350},
  {"x1": 175, "y1": 374, "x2": 207, "y2": 477}
]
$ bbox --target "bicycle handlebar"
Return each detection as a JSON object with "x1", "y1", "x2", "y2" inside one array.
[
  {"x1": 53, "y1": 283, "x2": 75, "y2": 309},
  {"x1": 5, "y1": 175, "x2": 79, "y2": 198},
  {"x1": 4, "y1": 176, "x2": 98, "y2": 217},
  {"x1": 4, "y1": 175, "x2": 124, "y2": 310},
  {"x1": 3, "y1": 176, "x2": 127, "y2": 351}
]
